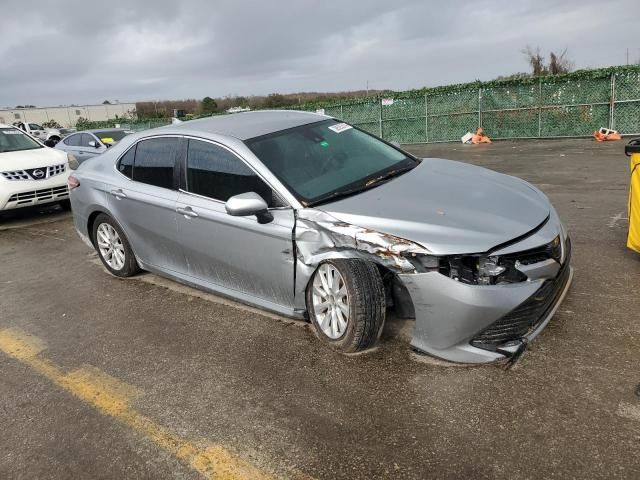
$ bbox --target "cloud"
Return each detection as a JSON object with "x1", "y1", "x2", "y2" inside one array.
[{"x1": 0, "y1": 0, "x2": 637, "y2": 107}]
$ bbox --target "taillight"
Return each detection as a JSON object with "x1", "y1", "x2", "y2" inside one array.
[{"x1": 67, "y1": 175, "x2": 80, "y2": 191}]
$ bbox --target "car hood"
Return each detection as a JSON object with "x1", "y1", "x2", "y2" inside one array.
[
  {"x1": 318, "y1": 158, "x2": 550, "y2": 255},
  {"x1": 0, "y1": 147, "x2": 67, "y2": 170}
]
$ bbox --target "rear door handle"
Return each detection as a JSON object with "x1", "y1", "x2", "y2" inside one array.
[
  {"x1": 110, "y1": 189, "x2": 127, "y2": 199},
  {"x1": 176, "y1": 206, "x2": 198, "y2": 218}
]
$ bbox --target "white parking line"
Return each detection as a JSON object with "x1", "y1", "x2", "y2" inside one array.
[
  {"x1": 608, "y1": 212, "x2": 627, "y2": 228},
  {"x1": 616, "y1": 402, "x2": 640, "y2": 423}
]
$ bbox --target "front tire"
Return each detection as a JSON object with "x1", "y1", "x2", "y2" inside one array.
[
  {"x1": 306, "y1": 259, "x2": 385, "y2": 353},
  {"x1": 92, "y1": 213, "x2": 139, "y2": 277}
]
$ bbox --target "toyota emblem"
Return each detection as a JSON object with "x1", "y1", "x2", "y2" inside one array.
[{"x1": 32, "y1": 169, "x2": 45, "y2": 179}]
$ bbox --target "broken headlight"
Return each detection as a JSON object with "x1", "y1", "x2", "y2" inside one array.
[{"x1": 406, "y1": 254, "x2": 525, "y2": 285}]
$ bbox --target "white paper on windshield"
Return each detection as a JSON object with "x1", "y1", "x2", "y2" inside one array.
[{"x1": 328, "y1": 123, "x2": 353, "y2": 134}]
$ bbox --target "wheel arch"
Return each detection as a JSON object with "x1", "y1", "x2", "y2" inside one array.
[
  {"x1": 296, "y1": 251, "x2": 414, "y2": 319},
  {"x1": 87, "y1": 209, "x2": 108, "y2": 246}
]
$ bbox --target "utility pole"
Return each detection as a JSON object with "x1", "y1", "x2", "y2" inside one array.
[
  {"x1": 366, "y1": 80, "x2": 369, "y2": 97},
  {"x1": 627, "y1": 48, "x2": 629, "y2": 65}
]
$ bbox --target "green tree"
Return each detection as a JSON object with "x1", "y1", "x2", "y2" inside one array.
[
  {"x1": 75, "y1": 117, "x2": 91, "y2": 129},
  {"x1": 263, "y1": 93, "x2": 292, "y2": 108},
  {"x1": 200, "y1": 97, "x2": 218, "y2": 115},
  {"x1": 42, "y1": 119, "x2": 62, "y2": 128}
]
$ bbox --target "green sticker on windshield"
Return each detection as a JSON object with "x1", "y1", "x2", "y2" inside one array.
[{"x1": 320, "y1": 140, "x2": 329, "y2": 148}]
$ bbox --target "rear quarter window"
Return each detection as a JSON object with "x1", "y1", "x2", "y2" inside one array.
[{"x1": 117, "y1": 145, "x2": 136, "y2": 179}]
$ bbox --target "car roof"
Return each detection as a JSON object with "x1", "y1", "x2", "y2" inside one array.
[
  {"x1": 170, "y1": 110, "x2": 329, "y2": 140},
  {"x1": 86, "y1": 128, "x2": 126, "y2": 133}
]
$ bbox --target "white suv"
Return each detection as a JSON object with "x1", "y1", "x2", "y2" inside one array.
[{"x1": 0, "y1": 124, "x2": 76, "y2": 211}]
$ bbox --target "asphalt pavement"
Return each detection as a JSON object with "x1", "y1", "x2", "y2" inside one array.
[{"x1": 1, "y1": 138, "x2": 639, "y2": 479}]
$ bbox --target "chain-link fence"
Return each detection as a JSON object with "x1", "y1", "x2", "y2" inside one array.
[{"x1": 302, "y1": 66, "x2": 640, "y2": 143}]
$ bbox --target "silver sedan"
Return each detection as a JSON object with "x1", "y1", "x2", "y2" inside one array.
[
  {"x1": 68, "y1": 111, "x2": 572, "y2": 363},
  {"x1": 56, "y1": 128, "x2": 130, "y2": 163}
]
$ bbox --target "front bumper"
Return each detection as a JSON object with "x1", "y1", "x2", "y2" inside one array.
[
  {"x1": 400, "y1": 233, "x2": 573, "y2": 364},
  {"x1": 0, "y1": 174, "x2": 70, "y2": 211}
]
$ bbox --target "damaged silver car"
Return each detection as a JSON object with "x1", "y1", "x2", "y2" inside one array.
[{"x1": 69, "y1": 111, "x2": 572, "y2": 363}]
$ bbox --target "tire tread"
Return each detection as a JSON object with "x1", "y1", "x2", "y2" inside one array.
[
  {"x1": 307, "y1": 258, "x2": 385, "y2": 353},
  {"x1": 92, "y1": 213, "x2": 140, "y2": 278}
]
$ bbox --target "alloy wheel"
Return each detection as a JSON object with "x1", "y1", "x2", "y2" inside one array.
[
  {"x1": 96, "y1": 223, "x2": 126, "y2": 270},
  {"x1": 312, "y1": 263, "x2": 350, "y2": 339}
]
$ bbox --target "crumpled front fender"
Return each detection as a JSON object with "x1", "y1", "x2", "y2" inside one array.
[{"x1": 293, "y1": 209, "x2": 429, "y2": 310}]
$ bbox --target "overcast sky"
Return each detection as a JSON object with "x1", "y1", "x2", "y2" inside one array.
[{"x1": 1, "y1": 0, "x2": 637, "y2": 107}]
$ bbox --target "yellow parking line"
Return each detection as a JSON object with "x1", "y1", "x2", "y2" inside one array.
[{"x1": 0, "y1": 328, "x2": 274, "y2": 480}]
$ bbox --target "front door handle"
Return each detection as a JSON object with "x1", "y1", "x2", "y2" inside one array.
[
  {"x1": 176, "y1": 206, "x2": 198, "y2": 218},
  {"x1": 110, "y1": 189, "x2": 127, "y2": 199}
]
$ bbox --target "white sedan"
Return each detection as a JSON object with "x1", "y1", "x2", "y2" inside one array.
[{"x1": 0, "y1": 124, "x2": 75, "y2": 211}]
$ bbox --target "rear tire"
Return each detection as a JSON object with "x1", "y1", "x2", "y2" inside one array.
[
  {"x1": 306, "y1": 259, "x2": 385, "y2": 353},
  {"x1": 92, "y1": 213, "x2": 139, "y2": 277}
]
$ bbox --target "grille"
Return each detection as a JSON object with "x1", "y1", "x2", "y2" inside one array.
[
  {"x1": 500, "y1": 235, "x2": 562, "y2": 266},
  {"x1": 1, "y1": 164, "x2": 65, "y2": 181},
  {"x1": 1, "y1": 170, "x2": 30, "y2": 181},
  {"x1": 48, "y1": 164, "x2": 66, "y2": 177},
  {"x1": 7, "y1": 185, "x2": 69, "y2": 205},
  {"x1": 471, "y1": 238, "x2": 572, "y2": 351}
]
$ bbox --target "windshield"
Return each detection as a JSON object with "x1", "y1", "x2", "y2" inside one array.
[
  {"x1": 0, "y1": 127, "x2": 43, "y2": 153},
  {"x1": 245, "y1": 119, "x2": 417, "y2": 205},
  {"x1": 94, "y1": 130, "x2": 129, "y2": 143}
]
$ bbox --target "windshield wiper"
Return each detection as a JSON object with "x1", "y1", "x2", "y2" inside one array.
[
  {"x1": 364, "y1": 164, "x2": 416, "y2": 188},
  {"x1": 305, "y1": 163, "x2": 417, "y2": 207},
  {"x1": 304, "y1": 184, "x2": 373, "y2": 207}
]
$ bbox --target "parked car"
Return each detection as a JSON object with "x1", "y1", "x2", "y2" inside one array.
[
  {"x1": 56, "y1": 128, "x2": 131, "y2": 164},
  {"x1": 13, "y1": 121, "x2": 64, "y2": 145},
  {"x1": 59, "y1": 128, "x2": 77, "y2": 136},
  {"x1": 0, "y1": 124, "x2": 75, "y2": 211},
  {"x1": 69, "y1": 111, "x2": 572, "y2": 363}
]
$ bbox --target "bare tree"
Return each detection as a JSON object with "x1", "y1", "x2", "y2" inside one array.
[
  {"x1": 523, "y1": 46, "x2": 547, "y2": 76},
  {"x1": 522, "y1": 46, "x2": 573, "y2": 76},
  {"x1": 548, "y1": 48, "x2": 572, "y2": 75}
]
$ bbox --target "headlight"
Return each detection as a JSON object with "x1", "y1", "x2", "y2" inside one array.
[
  {"x1": 406, "y1": 253, "x2": 523, "y2": 285},
  {"x1": 67, "y1": 153, "x2": 79, "y2": 170}
]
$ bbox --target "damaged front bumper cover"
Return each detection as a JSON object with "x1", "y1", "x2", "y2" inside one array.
[{"x1": 400, "y1": 249, "x2": 573, "y2": 364}]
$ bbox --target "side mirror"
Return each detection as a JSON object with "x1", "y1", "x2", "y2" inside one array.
[
  {"x1": 44, "y1": 139, "x2": 56, "y2": 148},
  {"x1": 88, "y1": 140, "x2": 99, "y2": 148},
  {"x1": 225, "y1": 192, "x2": 273, "y2": 224}
]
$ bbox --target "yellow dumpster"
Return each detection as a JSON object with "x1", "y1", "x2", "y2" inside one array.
[{"x1": 625, "y1": 139, "x2": 640, "y2": 253}]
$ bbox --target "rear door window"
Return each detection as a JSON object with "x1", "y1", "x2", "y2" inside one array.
[
  {"x1": 186, "y1": 139, "x2": 280, "y2": 206},
  {"x1": 132, "y1": 137, "x2": 178, "y2": 190},
  {"x1": 63, "y1": 134, "x2": 82, "y2": 146}
]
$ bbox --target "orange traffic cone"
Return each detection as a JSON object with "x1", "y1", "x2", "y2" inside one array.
[
  {"x1": 471, "y1": 128, "x2": 491, "y2": 144},
  {"x1": 594, "y1": 127, "x2": 621, "y2": 142}
]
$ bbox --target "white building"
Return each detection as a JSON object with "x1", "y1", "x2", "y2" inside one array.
[{"x1": 0, "y1": 103, "x2": 137, "y2": 128}]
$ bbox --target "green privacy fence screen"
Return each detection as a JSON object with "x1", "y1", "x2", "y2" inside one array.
[{"x1": 289, "y1": 65, "x2": 640, "y2": 143}]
